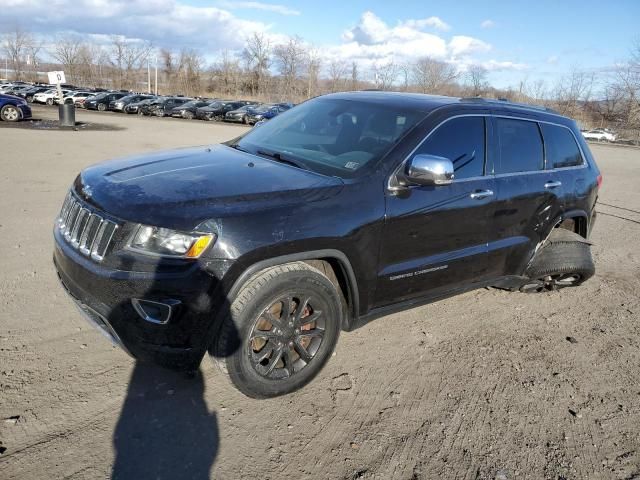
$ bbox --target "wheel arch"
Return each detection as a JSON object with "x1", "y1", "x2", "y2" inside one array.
[{"x1": 225, "y1": 249, "x2": 360, "y2": 330}]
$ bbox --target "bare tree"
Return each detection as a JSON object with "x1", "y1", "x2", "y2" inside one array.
[
  {"x1": 466, "y1": 64, "x2": 488, "y2": 96},
  {"x1": 411, "y1": 57, "x2": 458, "y2": 94},
  {"x1": 552, "y1": 67, "x2": 595, "y2": 118},
  {"x1": 2, "y1": 27, "x2": 32, "y2": 80},
  {"x1": 273, "y1": 36, "x2": 307, "y2": 98},
  {"x1": 350, "y1": 61, "x2": 359, "y2": 91},
  {"x1": 25, "y1": 38, "x2": 44, "y2": 82},
  {"x1": 178, "y1": 49, "x2": 203, "y2": 96},
  {"x1": 242, "y1": 32, "x2": 271, "y2": 96},
  {"x1": 372, "y1": 61, "x2": 399, "y2": 90},
  {"x1": 51, "y1": 35, "x2": 82, "y2": 82},
  {"x1": 110, "y1": 36, "x2": 152, "y2": 90},
  {"x1": 306, "y1": 47, "x2": 321, "y2": 99},
  {"x1": 210, "y1": 50, "x2": 242, "y2": 96},
  {"x1": 328, "y1": 59, "x2": 348, "y2": 92}
]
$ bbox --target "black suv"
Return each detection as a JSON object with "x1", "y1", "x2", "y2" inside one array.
[{"x1": 53, "y1": 92, "x2": 601, "y2": 398}]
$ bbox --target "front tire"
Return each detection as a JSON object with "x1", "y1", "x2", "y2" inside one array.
[
  {"x1": 1, "y1": 105, "x2": 21, "y2": 122},
  {"x1": 46, "y1": 98, "x2": 54, "y2": 106},
  {"x1": 214, "y1": 262, "x2": 342, "y2": 398},
  {"x1": 97, "y1": 103, "x2": 106, "y2": 111},
  {"x1": 520, "y1": 229, "x2": 595, "y2": 293}
]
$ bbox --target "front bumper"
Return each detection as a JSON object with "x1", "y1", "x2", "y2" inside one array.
[
  {"x1": 18, "y1": 104, "x2": 32, "y2": 119},
  {"x1": 53, "y1": 230, "x2": 223, "y2": 370}
]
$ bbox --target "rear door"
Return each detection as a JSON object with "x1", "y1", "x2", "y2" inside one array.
[
  {"x1": 375, "y1": 114, "x2": 495, "y2": 307},
  {"x1": 539, "y1": 122, "x2": 591, "y2": 224},
  {"x1": 487, "y1": 115, "x2": 563, "y2": 278}
]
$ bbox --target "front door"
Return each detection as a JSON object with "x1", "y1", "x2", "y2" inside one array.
[{"x1": 375, "y1": 115, "x2": 494, "y2": 307}]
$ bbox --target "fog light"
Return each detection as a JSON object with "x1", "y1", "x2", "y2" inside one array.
[{"x1": 131, "y1": 298, "x2": 180, "y2": 324}]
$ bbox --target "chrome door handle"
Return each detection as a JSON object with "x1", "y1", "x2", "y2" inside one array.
[
  {"x1": 470, "y1": 189, "x2": 494, "y2": 200},
  {"x1": 544, "y1": 181, "x2": 562, "y2": 189}
]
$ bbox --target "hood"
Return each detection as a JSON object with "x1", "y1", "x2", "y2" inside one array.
[{"x1": 75, "y1": 144, "x2": 344, "y2": 231}]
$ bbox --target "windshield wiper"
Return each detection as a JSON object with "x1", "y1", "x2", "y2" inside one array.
[{"x1": 256, "y1": 149, "x2": 310, "y2": 171}]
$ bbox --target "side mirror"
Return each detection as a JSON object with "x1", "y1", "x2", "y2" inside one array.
[{"x1": 405, "y1": 154, "x2": 454, "y2": 186}]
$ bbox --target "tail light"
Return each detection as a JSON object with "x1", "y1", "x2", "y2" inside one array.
[{"x1": 597, "y1": 174, "x2": 603, "y2": 189}]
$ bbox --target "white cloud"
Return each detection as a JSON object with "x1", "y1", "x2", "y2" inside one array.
[
  {"x1": 481, "y1": 60, "x2": 528, "y2": 72},
  {"x1": 0, "y1": 0, "x2": 275, "y2": 51},
  {"x1": 480, "y1": 19, "x2": 495, "y2": 29},
  {"x1": 448, "y1": 36, "x2": 491, "y2": 56},
  {"x1": 404, "y1": 16, "x2": 451, "y2": 32},
  {"x1": 546, "y1": 55, "x2": 559, "y2": 64},
  {"x1": 216, "y1": 1, "x2": 301, "y2": 16}
]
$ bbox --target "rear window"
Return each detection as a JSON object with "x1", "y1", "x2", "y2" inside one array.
[
  {"x1": 541, "y1": 123, "x2": 584, "y2": 168},
  {"x1": 496, "y1": 118, "x2": 544, "y2": 174}
]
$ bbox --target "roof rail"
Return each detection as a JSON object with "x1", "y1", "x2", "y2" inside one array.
[{"x1": 460, "y1": 96, "x2": 560, "y2": 115}]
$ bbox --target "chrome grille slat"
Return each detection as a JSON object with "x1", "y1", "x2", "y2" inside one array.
[{"x1": 57, "y1": 193, "x2": 117, "y2": 262}]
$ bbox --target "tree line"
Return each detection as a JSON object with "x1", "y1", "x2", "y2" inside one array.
[{"x1": 2, "y1": 27, "x2": 639, "y2": 139}]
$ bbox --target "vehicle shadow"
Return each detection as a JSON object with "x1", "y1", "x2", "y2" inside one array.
[
  {"x1": 107, "y1": 254, "x2": 233, "y2": 480},
  {"x1": 111, "y1": 363, "x2": 218, "y2": 480}
]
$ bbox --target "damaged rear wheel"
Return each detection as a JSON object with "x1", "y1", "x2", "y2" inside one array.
[{"x1": 521, "y1": 229, "x2": 595, "y2": 293}]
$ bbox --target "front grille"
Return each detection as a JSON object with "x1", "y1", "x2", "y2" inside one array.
[{"x1": 57, "y1": 192, "x2": 117, "y2": 262}]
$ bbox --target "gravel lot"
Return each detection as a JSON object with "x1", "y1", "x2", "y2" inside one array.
[{"x1": 1, "y1": 105, "x2": 639, "y2": 480}]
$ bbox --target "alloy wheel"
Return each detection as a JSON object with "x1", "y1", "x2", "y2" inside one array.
[
  {"x1": 248, "y1": 295, "x2": 326, "y2": 380},
  {"x1": 1, "y1": 106, "x2": 20, "y2": 121}
]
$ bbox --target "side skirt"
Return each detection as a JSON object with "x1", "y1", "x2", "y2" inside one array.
[{"x1": 345, "y1": 275, "x2": 527, "y2": 332}]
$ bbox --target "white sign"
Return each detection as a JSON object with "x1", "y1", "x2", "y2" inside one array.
[{"x1": 47, "y1": 71, "x2": 66, "y2": 84}]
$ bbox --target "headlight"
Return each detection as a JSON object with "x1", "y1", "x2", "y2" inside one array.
[{"x1": 128, "y1": 225, "x2": 215, "y2": 258}]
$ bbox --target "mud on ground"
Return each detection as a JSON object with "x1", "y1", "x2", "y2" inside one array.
[{"x1": 0, "y1": 106, "x2": 639, "y2": 479}]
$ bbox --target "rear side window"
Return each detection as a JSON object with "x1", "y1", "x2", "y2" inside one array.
[
  {"x1": 496, "y1": 118, "x2": 543, "y2": 173},
  {"x1": 541, "y1": 124, "x2": 584, "y2": 168},
  {"x1": 414, "y1": 116, "x2": 486, "y2": 180}
]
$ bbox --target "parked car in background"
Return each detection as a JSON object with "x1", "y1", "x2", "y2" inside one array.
[
  {"x1": 110, "y1": 94, "x2": 155, "y2": 112},
  {"x1": 59, "y1": 91, "x2": 94, "y2": 105},
  {"x1": 33, "y1": 89, "x2": 71, "y2": 105},
  {"x1": 84, "y1": 92, "x2": 128, "y2": 111},
  {"x1": 3, "y1": 85, "x2": 33, "y2": 97},
  {"x1": 582, "y1": 129, "x2": 617, "y2": 142},
  {"x1": 195, "y1": 100, "x2": 254, "y2": 121},
  {"x1": 137, "y1": 97, "x2": 166, "y2": 116},
  {"x1": 245, "y1": 103, "x2": 292, "y2": 124},
  {"x1": 169, "y1": 99, "x2": 214, "y2": 119},
  {"x1": 150, "y1": 97, "x2": 193, "y2": 117},
  {"x1": 124, "y1": 98, "x2": 156, "y2": 114},
  {"x1": 224, "y1": 103, "x2": 261, "y2": 124},
  {"x1": 0, "y1": 93, "x2": 32, "y2": 122},
  {"x1": 18, "y1": 86, "x2": 51, "y2": 103}
]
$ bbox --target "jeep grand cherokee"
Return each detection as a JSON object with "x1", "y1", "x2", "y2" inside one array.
[{"x1": 53, "y1": 92, "x2": 601, "y2": 398}]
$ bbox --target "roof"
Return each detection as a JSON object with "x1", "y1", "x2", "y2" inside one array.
[{"x1": 324, "y1": 91, "x2": 567, "y2": 121}]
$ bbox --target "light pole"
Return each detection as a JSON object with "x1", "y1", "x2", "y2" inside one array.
[
  {"x1": 147, "y1": 57, "x2": 151, "y2": 94},
  {"x1": 154, "y1": 55, "x2": 158, "y2": 95}
]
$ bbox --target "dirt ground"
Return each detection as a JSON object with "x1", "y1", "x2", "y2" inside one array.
[{"x1": 1, "y1": 105, "x2": 639, "y2": 480}]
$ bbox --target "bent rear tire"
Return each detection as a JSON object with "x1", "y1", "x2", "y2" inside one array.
[
  {"x1": 214, "y1": 262, "x2": 342, "y2": 398},
  {"x1": 1, "y1": 105, "x2": 21, "y2": 122},
  {"x1": 520, "y1": 230, "x2": 595, "y2": 293}
]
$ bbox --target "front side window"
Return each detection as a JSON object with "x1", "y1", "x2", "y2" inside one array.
[
  {"x1": 496, "y1": 118, "x2": 544, "y2": 174},
  {"x1": 413, "y1": 116, "x2": 486, "y2": 180},
  {"x1": 541, "y1": 123, "x2": 584, "y2": 168}
]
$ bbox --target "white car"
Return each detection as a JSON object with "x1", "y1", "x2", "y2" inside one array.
[
  {"x1": 59, "y1": 91, "x2": 93, "y2": 106},
  {"x1": 582, "y1": 129, "x2": 616, "y2": 142},
  {"x1": 33, "y1": 89, "x2": 71, "y2": 105}
]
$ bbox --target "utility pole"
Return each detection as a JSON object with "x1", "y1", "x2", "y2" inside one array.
[
  {"x1": 147, "y1": 58, "x2": 151, "y2": 94},
  {"x1": 154, "y1": 55, "x2": 158, "y2": 95}
]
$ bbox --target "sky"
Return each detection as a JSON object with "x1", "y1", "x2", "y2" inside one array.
[{"x1": 1, "y1": 0, "x2": 639, "y2": 89}]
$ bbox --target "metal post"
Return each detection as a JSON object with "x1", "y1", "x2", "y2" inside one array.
[
  {"x1": 147, "y1": 58, "x2": 151, "y2": 94},
  {"x1": 154, "y1": 55, "x2": 158, "y2": 95}
]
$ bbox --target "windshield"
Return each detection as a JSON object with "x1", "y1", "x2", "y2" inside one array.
[{"x1": 236, "y1": 97, "x2": 424, "y2": 178}]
